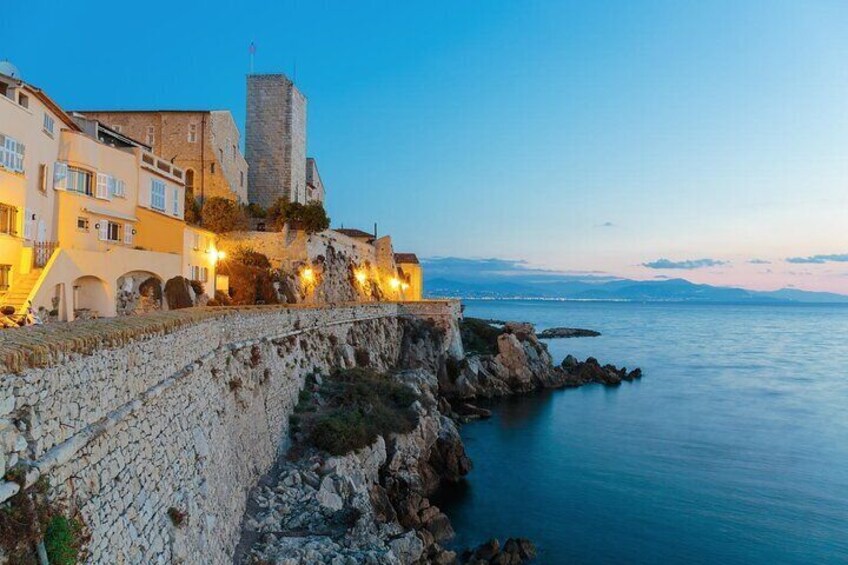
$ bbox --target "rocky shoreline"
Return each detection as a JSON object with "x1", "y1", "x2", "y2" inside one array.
[
  {"x1": 536, "y1": 327, "x2": 601, "y2": 339},
  {"x1": 234, "y1": 318, "x2": 641, "y2": 564}
]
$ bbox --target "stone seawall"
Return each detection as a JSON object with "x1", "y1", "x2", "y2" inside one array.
[{"x1": 0, "y1": 300, "x2": 460, "y2": 564}]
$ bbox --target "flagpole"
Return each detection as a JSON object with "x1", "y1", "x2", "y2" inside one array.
[{"x1": 249, "y1": 42, "x2": 255, "y2": 74}]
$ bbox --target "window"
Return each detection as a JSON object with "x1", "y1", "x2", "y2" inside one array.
[
  {"x1": 98, "y1": 220, "x2": 121, "y2": 242},
  {"x1": 240, "y1": 170, "x2": 244, "y2": 187},
  {"x1": 0, "y1": 134, "x2": 25, "y2": 173},
  {"x1": 146, "y1": 126, "x2": 155, "y2": 145},
  {"x1": 218, "y1": 148, "x2": 223, "y2": 163},
  {"x1": 0, "y1": 264, "x2": 10, "y2": 291},
  {"x1": 232, "y1": 144, "x2": 236, "y2": 159},
  {"x1": 185, "y1": 169, "x2": 195, "y2": 192},
  {"x1": 67, "y1": 167, "x2": 93, "y2": 195},
  {"x1": 210, "y1": 162, "x2": 215, "y2": 174},
  {"x1": 172, "y1": 187, "x2": 179, "y2": 216},
  {"x1": 190, "y1": 265, "x2": 208, "y2": 282},
  {"x1": 150, "y1": 179, "x2": 166, "y2": 211},
  {"x1": 18, "y1": 93, "x2": 28, "y2": 109},
  {"x1": 111, "y1": 177, "x2": 125, "y2": 198},
  {"x1": 0, "y1": 204, "x2": 18, "y2": 236},
  {"x1": 188, "y1": 123, "x2": 197, "y2": 143},
  {"x1": 42, "y1": 113, "x2": 55, "y2": 136},
  {"x1": 38, "y1": 164, "x2": 48, "y2": 193},
  {"x1": 77, "y1": 217, "x2": 90, "y2": 232}
]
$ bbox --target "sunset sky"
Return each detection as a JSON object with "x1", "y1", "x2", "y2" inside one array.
[{"x1": 5, "y1": 1, "x2": 848, "y2": 293}]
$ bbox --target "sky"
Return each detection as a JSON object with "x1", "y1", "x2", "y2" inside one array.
[{"x1": 3, "y1": 1, "x2": 848, "y2": 293}]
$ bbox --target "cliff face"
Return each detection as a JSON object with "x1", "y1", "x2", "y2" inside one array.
[{"x1": 0, "y1": 302, "x2": 461, "y2": 565}]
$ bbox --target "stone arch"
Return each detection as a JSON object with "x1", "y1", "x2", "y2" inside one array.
[
  {"x1": 72, "y1": 276, "x2": 110, "y2": 320},
  {"x1": 116, "y1": 271, "x2": 163, "y2": 316}
]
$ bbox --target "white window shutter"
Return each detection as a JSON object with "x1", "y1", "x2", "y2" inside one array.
[
  {"x1": 117, "y1": 179, "x2": 125, "y2": 197},
  {"x1": 124, "y1": 223, "x2": 134, "y2": 245},
  {"x1": 23, "y1": 208, "x2": 33, "y2": 240},
  {"x1": 53, "y1": 162, "x2": 68, "y2": 190},
  {"x1": 98, "y1": 221, "x2": 108, "y2": 241},
  {"x1": 96, "y1": 173, "x2": 110, "y2": 200},
  {"x1": 107, "y1": 176, "x2": 116, "y2": 197}
]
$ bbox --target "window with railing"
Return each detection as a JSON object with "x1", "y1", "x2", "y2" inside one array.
[{"x1": 0, "y1": 203, "x2": 18, "y2": 236}]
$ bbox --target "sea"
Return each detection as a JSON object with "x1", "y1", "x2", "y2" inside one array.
[{"x1": 435, "y1": 299, "x2": 848, "y2": 564}]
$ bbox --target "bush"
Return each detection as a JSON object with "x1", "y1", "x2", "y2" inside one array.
[
  {"x1": 460, "y1": 318, "x2": 503, "y2": 355},
  {"x1": 267, "y1": 198, "x2": 330, "y2": 234},
  {"x1": 295, "y1": 368, "x2": 419, "y2": 455},
  {"x1": 184, "y1": 189, "x2": 201, "y2": 225},
  {"x1": 200, "y1": 196, "x2": 249, "y2": 233},
  {"x1": 208, "y1": 290, "x2": 232, "y2": 306},
  {"x1": 245, "y1": 202, "x2": 267, "y2": 219},
  {"x1": 44, "y1": 514, "x2": 87, "y2": 565},
  {"x1": 230, "y1": 246, "x2": 272, "y2": 269},
  {"x1": 189, "y1": 279, "x2": 205, "y2": 298},
  {"x1": 164, "y1": 276, "x2": 194, "y2": 310}
]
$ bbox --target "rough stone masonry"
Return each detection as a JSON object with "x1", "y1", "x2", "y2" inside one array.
[
  {"x1": 246, "y1": 74, "x2": 308, "y2": 207},
  {"x1": 0, "y1": 301, "x2": 461, "y2": 564}
]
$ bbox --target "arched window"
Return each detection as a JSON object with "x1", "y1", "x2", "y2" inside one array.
[{"x1": 185, "y1": 169, "x2": 195, "y2": 193}]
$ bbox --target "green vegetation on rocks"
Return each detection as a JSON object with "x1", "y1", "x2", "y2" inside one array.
[{"x1": 291, "y1": 368, "x2": 419, "y2": 455}]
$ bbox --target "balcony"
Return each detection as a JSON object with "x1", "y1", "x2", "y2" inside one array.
[{"x1": 139, "y1": 150, "x2": 184, "y2": 184}]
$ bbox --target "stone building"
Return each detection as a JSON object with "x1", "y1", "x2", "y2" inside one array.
[
  {"x1": 72, "y1": 110, "x2": 249, "y2": 204},
  {"x1": 0, "y1": 66, "x2": 219, "y2": 321},
  {"x1": 246, "y1": 74, "x2": 308, "y2": 207},
  {"x1": 306, "y1": 157, "x2": 325, "y2": 203}
]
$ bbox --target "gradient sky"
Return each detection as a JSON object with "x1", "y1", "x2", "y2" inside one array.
[{"x1": 4, "y1": 1, "x2": 848, "y2": 293}]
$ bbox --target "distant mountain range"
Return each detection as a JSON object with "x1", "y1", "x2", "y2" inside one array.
[{"x1": 424, "y1": 276, "x2": 848, "y2": 304}]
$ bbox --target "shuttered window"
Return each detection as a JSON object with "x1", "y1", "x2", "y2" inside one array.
[
  {"x1": 0, "y1": 134, "x2": 25, "y2": 173},
  {"x1": 151, "y1": 179, "x2": 166, "y2": 211},
  {"x1": 0, "y1": 204, "x2": 18, "y2": 236}
]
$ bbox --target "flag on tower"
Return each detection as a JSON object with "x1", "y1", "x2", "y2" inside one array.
[{"x1": 249, "y1": 42, "x2": 256, "y2": 55}]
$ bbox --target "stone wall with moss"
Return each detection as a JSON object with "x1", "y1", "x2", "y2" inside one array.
[{"x1": 0, "y1": 301, "x2": 460, "y2": 564}]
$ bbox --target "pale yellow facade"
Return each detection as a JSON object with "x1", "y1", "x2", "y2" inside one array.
[{"x1": 0, "y1": 72, "x2": 218, "y2": 321}]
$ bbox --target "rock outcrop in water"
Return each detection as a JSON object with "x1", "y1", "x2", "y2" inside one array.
[
  {"x1": 441, "y1": 320, "x2": 642, "y2": 400},
  {"x1": 235, "y1": 317, "x2": 638, "y2": 564},
  {"x1": 536, "y1": 327, "x2": 601, "y2": 339}
]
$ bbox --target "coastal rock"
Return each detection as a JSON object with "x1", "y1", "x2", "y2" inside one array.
[
  {"x1": 537, "y1": 327, "x2": 601, "y2": 339},
  {"x1": 461, "y1": 537, "x2": 537, "y2": 564},
  {"x1": 556, "y1": 356, "x2": 643, "y2": 387}
]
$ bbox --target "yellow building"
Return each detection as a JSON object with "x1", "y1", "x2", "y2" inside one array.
[
  {"x1": 0, "y1": 65, "x2": 219, "y2": 321},
  {"x1": 394, "y1": 253, "x2": 423, "y2": 301}
]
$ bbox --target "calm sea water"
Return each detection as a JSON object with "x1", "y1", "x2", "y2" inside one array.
[{"x1": 436, "y1": 300, "x2": 848, "y2": 564}]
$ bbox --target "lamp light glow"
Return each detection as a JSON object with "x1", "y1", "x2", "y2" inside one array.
[
  {"x1": 301, "y1": 267, "x2": 315, "y2": 283},
  {"x1": 389, "y1": 277, "x2": 401, "y2": 290},
  {"x1": 355, "y1": 270, "x2": 367, "y2": 284}
]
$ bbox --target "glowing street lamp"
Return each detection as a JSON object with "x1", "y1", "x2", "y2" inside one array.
[
  {"x1": 355, "y1": 269, "x2": 367, "y2": 285},
  {"x1": 301, "y1": 267, "x2": 315, "y2": 283},
  {"x1": 389, "y1": 277, "x2": 401, "y2": 291}
]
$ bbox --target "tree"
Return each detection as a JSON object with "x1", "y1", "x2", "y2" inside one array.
[
  {"x1": 184, "y1": 189, "x2": 201, "y2": 225},
  {"x1": 200, "y1": 197, "x2": 248, "y2": 233},
  {"x1": 266, "y1": 197, "x2": 330, "y2": 234}
]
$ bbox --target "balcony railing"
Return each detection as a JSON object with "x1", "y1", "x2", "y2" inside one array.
[{"x1": 33, "y1": 241, "x2": 57, "y2": 268}]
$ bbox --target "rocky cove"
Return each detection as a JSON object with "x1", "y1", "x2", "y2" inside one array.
[{"x1": 233, "y1": 318, "x2": 641, "y2": 564}]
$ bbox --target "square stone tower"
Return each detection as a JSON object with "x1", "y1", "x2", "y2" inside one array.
[{"x1": 245, "y1": 74, "x2": 307, "y2": 207}]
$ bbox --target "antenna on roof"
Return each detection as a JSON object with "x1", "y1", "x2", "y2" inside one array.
[{"x1": 249, "y1": 42, "x2": 256, "y2": 74}]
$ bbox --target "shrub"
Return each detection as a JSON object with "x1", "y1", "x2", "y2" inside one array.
[
  {"x1": 189, "y1": 279, "x2": 205, "y2": 298},
  {"x1": 460, "y1": 318, "x2": 503, "y2": 355},
  {"x1": 163, "y1": 276, "x2": 194, "y2": 310},
  {"x1": 167, "y1": 507, "x2": 187, "y2": 527},
  {"x1": 230, "y1": 246, "x2": 272, "y2": 269},
  {"x1": 208, "y1": 290, "x2": 232, "y2": 307},
  {"x1": 245, "y1": 202, "x2": 267, "y2": 219},
  {"x1": 295, "y1": 368, "x2": 419, "y2": 455},
  {"x1": 44, "y1": 514, "x2": 87, "y2": 565},
  {"x1": 184, "y1": 189, "x2": 201, "y2": 225},
  {"x1": 200, "y1": 196, "x2": 249, "y2": 233},
  {"x1": 267, "y1": 198, "x2": 330, "y2": 234}
]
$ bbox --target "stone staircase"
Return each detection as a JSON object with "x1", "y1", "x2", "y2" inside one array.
[{"x1": 0, "y1": 269, "x2": 43, "y2": 315}]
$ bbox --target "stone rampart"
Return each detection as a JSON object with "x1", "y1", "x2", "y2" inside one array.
[{"x1": 0, "y1": 300, "x2": 460, "y2": 563}]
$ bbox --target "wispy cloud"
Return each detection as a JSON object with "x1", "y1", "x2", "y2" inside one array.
[
  {"x1": 642, "y1": 258, "x2": 729, "y2": 270},
  {"x1": 596, "y1": 221, "x2": 616, "y2": 228},
  {"x1": 421, "y1": 257, "x2": 615, "y2": 282},
  {"x1": 785, "y1": 254, "x2": 848, "y2": 264},
  {"x1": 748, "y1": 259, "x2": 771, "y2": 265}
]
